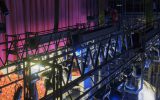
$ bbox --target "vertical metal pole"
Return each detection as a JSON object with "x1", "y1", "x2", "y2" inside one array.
[
  {"x1": 59, "y1": 65, "x2": 63, "y2": 100},
  {"x1": 23, "y1": 58, "x2": 26, "y2": 99},
  {"x1": 53, "y1": 0, "x2": 60, "y2": 99},
  {"x1": 25, "y1": 33, "x2": 32, "y2": 99},
  {"x1": 145, "y1": 0, "x2": 153, "y2": 27},
  {"x1": 68, "y1": 0, "x2": 70, "y2": 28},
  {"x1": 54, "y1": 0, "x2": 60, "y2": 32},
  {"x1": 52, "y1": 64, "x2": 56, "y2": 99},
  {"x1": 98, "y1": 0, "x2": 105, "y2": 26},
  {"x1": 23, "y1": 33, "x2": 29, "y2": 99},
  {"x1": 5, "y1": 34, "x2": 8, "y2": 74}
]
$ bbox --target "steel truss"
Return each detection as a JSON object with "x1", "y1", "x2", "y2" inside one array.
[{"x1": 0, "y1": 18, "x2": 160, "y2": 99}]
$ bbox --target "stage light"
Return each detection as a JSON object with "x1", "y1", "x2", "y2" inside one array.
[
  {"x1": 31, "y1": 64, "x2": 45, "y2": 74},
  {"x1": 125, "y1": 76, "x2": 137, "y2": 91},
  {"x1": 123, "y1": 63, "x2": 143, "y2": 94},
  {"x1": 124, "y1": 73, "x2": 143, "y2": 94},
  {"x1": 108, "y1": 79, "x2": 125, "y2": 100}
]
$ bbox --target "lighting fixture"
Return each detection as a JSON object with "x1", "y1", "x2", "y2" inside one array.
[
  {"x1": 75, "y1": 49, "x2": 81, "y2": 56},
  {"x1": 31, "y1": 64, "x2": 45, "y2": 74},
  {"x1": 124, "y1": 72, "x2": 143, "y2": 94},
  {"x1": 125, "y1": 75, "x2": 137, "y2": 91}
]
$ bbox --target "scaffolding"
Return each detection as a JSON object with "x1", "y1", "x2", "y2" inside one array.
[{"x1": 0, "y1": 0, "x2": 160, "y2": 99}]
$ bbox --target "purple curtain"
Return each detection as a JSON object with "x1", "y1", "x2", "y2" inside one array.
[
  {"x1": 0, "y1": 0, "x2": 99, "y2": 66},
  {"x1": 5, "y1": 0, "x2": 90, "y2": 33}
]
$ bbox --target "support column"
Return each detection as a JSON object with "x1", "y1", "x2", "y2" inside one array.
[
  {"x1": 54, "y1": 0, "x2": 60, "y2": 32},
  {"x1": 98, "y1": 0, "x2": 105, "y2": 26},
  {"x1": 145, "y1": 0, "x2": 153, "y2": 26}
]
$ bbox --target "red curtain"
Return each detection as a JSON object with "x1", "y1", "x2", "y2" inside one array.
[
  {"x1": 0, "y1": 0, "x2": 99, "y2": 66},
  {"x1": 5, "y1": 0, "x2": 89, "y2": 33}
]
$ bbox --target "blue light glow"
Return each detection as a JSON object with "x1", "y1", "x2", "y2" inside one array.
[
  {"x1": 110, "y1": 95, "x2": 121, "y2": 100},
  {"x1": 84, "y1": 68, "x2": 92, "y2": 89},
  {"x1": 76, "y1": 49, "x2": 81, "y2": 55}
]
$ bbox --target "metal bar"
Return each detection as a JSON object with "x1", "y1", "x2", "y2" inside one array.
[
  {"x1": 40, "y1": 49, "x2": 135, "y2": 100},
  {"x1": 76, "y1": 54, "x2": 140, "y2": 100}
]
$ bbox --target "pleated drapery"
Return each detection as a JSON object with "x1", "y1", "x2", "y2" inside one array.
[
  {"x1": 0, "y1": 0, "x2": 99, "y2": 66},
  {"x1": 5, "y1": 0, "x2": 91, "y2": 33}
]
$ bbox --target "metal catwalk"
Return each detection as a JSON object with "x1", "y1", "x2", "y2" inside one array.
[
  {"x1": 0, "y1": 0, "x2": 160, "y2": 99},
  {"x1": 0, "y1": 16, "x2": 159, "y2": 99}
]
